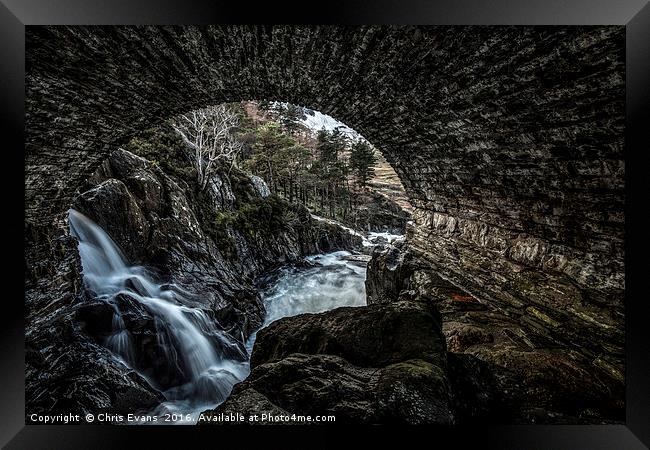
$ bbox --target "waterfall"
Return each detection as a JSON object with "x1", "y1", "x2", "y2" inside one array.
[{"x1": 68, "y1": 209, "x2": 249, "y2": 420}]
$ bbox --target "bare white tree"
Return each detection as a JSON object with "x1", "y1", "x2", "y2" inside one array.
[{"x1": 171, "y1": 105, "x2": 243, "y2": 190}]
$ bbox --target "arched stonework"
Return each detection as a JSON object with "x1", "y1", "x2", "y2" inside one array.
[{"x1": 25, "y1": 26, "x2": 625, "y2": 371}]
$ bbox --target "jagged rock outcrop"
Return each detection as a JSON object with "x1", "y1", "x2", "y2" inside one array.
[
  {"x1": 200, "y1": 301, "x2": 453, "y2": 424},
  {"x1": 365, "y1": 238, "x2": 411, "y2": 305}
]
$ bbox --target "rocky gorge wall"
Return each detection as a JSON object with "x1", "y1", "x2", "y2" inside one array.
[{"x1": 25, "y1": 26, "x2": 625, "y2": 420}]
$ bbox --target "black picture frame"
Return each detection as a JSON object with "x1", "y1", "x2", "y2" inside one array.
[{"x1": 2, "y1": 1, "x2": 649, "y2": 448}]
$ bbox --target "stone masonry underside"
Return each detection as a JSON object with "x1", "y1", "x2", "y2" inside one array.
[{"x1": 25, "y1": 26, "x2": 625, "y2": 381}]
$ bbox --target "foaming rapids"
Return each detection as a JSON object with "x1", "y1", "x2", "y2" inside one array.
[
  {"x1": 262, "y1": 250, "x2": 367, "y2": 326},
  {"x1": 68, "y1": 209, "x2": 249, "y2": 424}
]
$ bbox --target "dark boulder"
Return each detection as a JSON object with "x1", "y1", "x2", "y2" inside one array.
[
  {"x1": 202, "y1": 301, "x2": 453, "y2": 425},
  {"x1": 447, "y1": 352, "x2": 510, "y2": 424},
  {"x1": 26, "y1": 300, "x2": 164, "y2": 417},
  {"x1": 73, "y1": 178, "x2": 150, "y2": 262},
  {"x1": 201, "y1": 354, "x2": 452, "y2": 425},
  {"x1": 251, "y1": 301, "x2": 446, "y2": 369},
  {"x1": 374, "y1": 358, "x2": 452, "y2": 424},
  {"x1": 205, "y1": 354, "x2": 378, "y2": 424},
  {"x1": 365, "y1": 239, "x2": 413, "y2": 305}
]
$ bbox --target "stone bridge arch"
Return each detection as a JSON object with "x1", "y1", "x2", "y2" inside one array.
[{"x1": 25, "y1": 25, "x2": 625, "y2": 370}]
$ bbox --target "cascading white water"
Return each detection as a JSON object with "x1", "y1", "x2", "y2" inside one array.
[
  {"x1": 261, "y1": 250, "x2": 367, "y2": 326},
  {"x1": 310, "y1": 213, "x2": 404, "y2": 248},
  {"x1": 364, "y1": 231, "x2": 404, "y2": 247},
  {"x1": 68, "y1": 209, "x2": 249, "y2": 423}
]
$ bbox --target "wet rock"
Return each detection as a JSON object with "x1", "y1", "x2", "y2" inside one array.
[
  {"x1": 26, "y1": 292, "x2": 164, "y2": 417},
  {"x1": 73, "y1": 178, "x2": 150, "y2": 262},
  {"x1": 365, "y1": 239, "x2": 413, "y2": 305},
  {"x1": 374, "y1": 358, "x2": 452, "y2": 424},
  {"x1": 305, "y1": 219, "x2": 363, "y2": 255},
  {"x1": 251, "y1": 301, "x2": 446, "y2": 369},
  {"x1": 342, "y1": 254, "x2": 372, "y2": 267},
  {"x1": 203, "y1": 301, "x2": 452, "y2": 425},
  {"x1": 75, "y1": 294, "x2": 189, "y2": 390}
]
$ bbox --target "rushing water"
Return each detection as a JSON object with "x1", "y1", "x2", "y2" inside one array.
[
  {"x1": 69, "y1": 208, "x2": 402, "y2": 424},
  {"x1": 261, "y1": 251, "x2": 368, "y2": 326}
]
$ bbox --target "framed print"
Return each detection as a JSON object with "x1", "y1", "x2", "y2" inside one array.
[{"x1": 2, "y1": 0, "x2": 649, "y2": 448}]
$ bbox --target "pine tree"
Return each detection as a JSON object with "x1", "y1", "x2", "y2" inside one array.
[
  {"x1": 316, "y1": 129, "x2": 349, "y2": 217},
  {"x1": 245, "y1": 121, "x2": 295, "y2": 193},
  {"x1": 350, "y1": 141, "x2": 377, "y2": 187},
  {"x1": 278, "y1": 103, "x2": 306, "y2": 134}
]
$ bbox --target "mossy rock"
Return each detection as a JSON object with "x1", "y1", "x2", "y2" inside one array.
[{"x1": 374, "y1": 358, "x2": 453, "y2": 424}]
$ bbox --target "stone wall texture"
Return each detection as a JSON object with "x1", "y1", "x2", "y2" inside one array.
[{"x1": 25, "y1": 26, "x2": 625, "y2": 375}]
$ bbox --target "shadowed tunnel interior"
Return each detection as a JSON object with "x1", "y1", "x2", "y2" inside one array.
[{"x1": 24, "y1": 26, "x2": 625, "y2": 423}]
